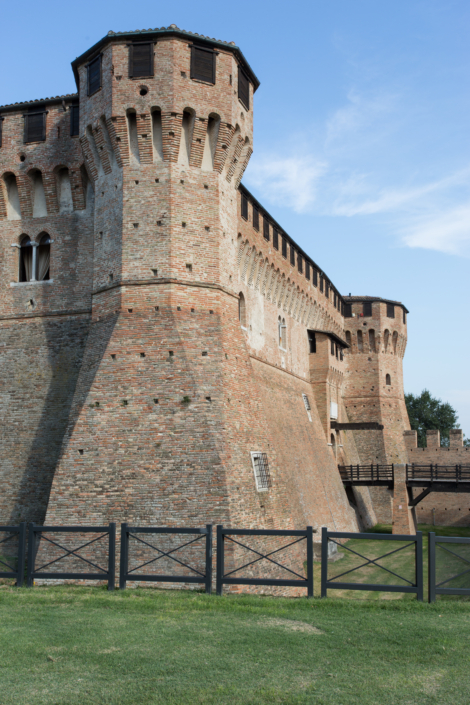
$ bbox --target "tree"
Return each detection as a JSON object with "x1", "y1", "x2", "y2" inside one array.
[{"x1": 405, "y1": 389, "x2": 460, "y2": 448}]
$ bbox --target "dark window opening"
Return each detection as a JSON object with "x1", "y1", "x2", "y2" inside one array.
[
  {"x1": 308, "y1": 330, "x2": 316, "y2": 353},
  {"x1": 191, "y1": 45, "x2": 215, "y2": 84},
  {"x1": 282, "y1": 237, "x2": 287, "y2": 258},
  {"x1": 87, "y1": 55, "x2": 102, "y2": 96},
  {"x1": 238, "y1": 68, "x2": 250, "y2": 110},
  {"x1": 334, "y1": 292, "x2": 337, "y2": 308},
  {"x1": 272, "y1": 228, "x2": 278, "y2": 249},
  {"x1": 325, "y1": 281, "x2": 329, "y2": 298},
  {"x1": 386, "y1": 373, "x2": 391, "y2": 385},
  {"x1": 239, "y1": 292, "x2": 246, "y2": 327},
  {"x1": 252, "y1": 206, "x2": 259, "y2": 231},
  {"x1": 290, "y1": 245, "x2": 295, "y2": 266},
  {"x1": 263, "y1": 217, "x2": 270, "y2": 241},
  {"x1": 241, "y1": 193, "x2": 248, "y2": 220},
  {"x1": 363, "y1": 302, "x2": 372, "y2": 317},
  {"x1": 0, "y1": 117, "x2": 3, "y2": 148},
  {"x1": 24, "y1": 110, "x2": 46, "y2": 143},
  {"x1": 313, "y1": 269, "x2": 318, "y2": 286},
  {"x1": 344, "y1": 303, "x2": 352, "y2": 318},
  {"x1": 403, "y1": 309, "x2": 406, "y2": 324},
  {"x1": 297, "y1": 253, "x2": 303, "y2": 273},
  {"x1": 129, "y1": 42, "x2": 154, "y2": 78},
  {"x1": 320, "y1": 276, "x2": 324, "y2": 293},
  {"x1": 305, "y1": 261, "x2": 310, "y2": 280},
  {"x1": 70, "y1": 104, "x2": 79, "y2": 136},
  {"x1": 19, "y1": 236, "x2": 33, "y2": 282},
  {"x1": 387, "y1": 303, "x2": 395, "y2": 318},
  {"x1": 331, "y1": 340, "x2": 335, "y2": 355},
  {"x1": 37, "y1": 233, "x2": 51, "y2": 280}
]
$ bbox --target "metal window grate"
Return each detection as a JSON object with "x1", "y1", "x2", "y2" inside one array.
[{"x1": 251, "y1": 452, "x2": 272, "y2": 491}]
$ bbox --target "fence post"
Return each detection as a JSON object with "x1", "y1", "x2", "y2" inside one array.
[
  {"x1": 415, "y1": 531, "x2": 423, "y2": 602},
  {"x1": 306, "y1": 526, "x2": 313, "y2": 598},
  {"x1": 428, "y1": 532, "x2": 436, "y2": 603},
  {"x1": 26, "y1": 524, "x2": 35, "y2": 588},
  {"x1": 119, "y1": 523, "x2": 128, "y2": 590},
  {"x1": 108, "y1": 523, "x2": 116, "y2": 591},
  {"x1": 216, "y1": 525, "x2": 223, "y2": 596},
  {"x1": 320, "y1": 526, "x2": 328, "y2": 598},
  {"x1": 16, "y1": 522, "x2": 26, "y2": 587},
  {"x1": 205, "y1": 524, "x2": 213, "y2": 595}
]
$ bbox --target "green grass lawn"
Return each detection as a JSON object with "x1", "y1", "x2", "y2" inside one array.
[{"x1": 1, "y1": 585, "x2": 470, "y2": 705}]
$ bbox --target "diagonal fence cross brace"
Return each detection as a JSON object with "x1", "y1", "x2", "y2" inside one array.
[
  {"x1": 34, "y1": 533, "x2": 108, "y2": 574},
  {"x1": 328, "y1": 538, "x2": 415, "y2": 585},
  {"x1": 127, "y1": 533, "x2": 205, "y2": 577},
  {"x1": 223, "y1": 536, "x2": 306, "y2": 580}
]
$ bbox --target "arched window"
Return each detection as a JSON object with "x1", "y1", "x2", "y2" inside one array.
[
  {"x1": 4, "y1": 173, "x2": 21, "y2": 220},
  {"x1": 392, "y1": 331, "x2": 398, "y2": 354},
  {"x1": 201, "y1": 114, "x2": 221, "y2": 171},
  {"x1": 369, "y1": 329, "x2": 376, "y2": 353},
  {"x1": 19, "y1": 236, "x2": 33, "y2": 282},
  {"x1": 29, "y1": 169, "x2": 47, "y2": 217},
  {"x1": 384, "y1": 329, "x2": 390, "y2": 353},
  {"x1": 178, "y1": 109, "x2": 195, "y2": 166},
  {"x1": 37, "y1": 234, "x2": 51, "y2": 280},
  {"x1": 239, "y1": 292, "x2": 246, "y2": 328},
  {"x1": 357, "y1": 330, "x2": 363, "y2": 352},
  {"x1": 57, "y1": 168, "x2": 73, "y2": 214},
  {"x1": 345, "y1": 330, "x2": 351, "y2": 348},
  {"x1": 386, "y1": 373, "x2": 391, "y2": 386},
  {"x1": 278, "y1": 317, "x2": 287, "y2": 349},
  {"x1": 330, "y1": 433, "x2": 336, "y2": 458}
]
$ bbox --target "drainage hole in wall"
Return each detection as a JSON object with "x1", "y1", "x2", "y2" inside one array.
[
  {"x1": 202, "y1": 351, "x2": 208, "y2": 356},
  {"x1": 133, "y1": 223, "x2": 139, "y2": 228},
  {"x1": 111, "y1": 354, "x2": 116, "y2": 360},
  {"x1": 204, "y1": 184, "x2": 208, "y2": 189},
  {"x1": 78, "y1": 449, "x2": 84, "y2": 455},
  {"x1": 154, "y1": 399, "x2": 159, "y2": 404},
  {"x1": 191, "y1": 308, "x2": 195, "y2": 313},
  {"x1": 177, "y1": 306, "x2": 181, "y2": 311},
  {"x1": 169, "y1": 351, "x2": 174, "y2": 356},
  {"x1": 151, "y1": 269, "x2": 158, "y2": 276},
  {"x1": 128, "y1": 309, "x2": 133, "y2": 313},
  {"x1": 186, "y1": 263, "x2": 192, "y2": 271},
  {"x1": 157, "y1": 221, "x2": 162, "y2": 226},
  {"x1": 140, "y1": 352, "x2": 145, "y2": 358},
  {"x1": 121, "y1": 400, "x2": 128, "y2": 406},
  {"x1": 209, "y1": 310, "x2": 214, "y2": 314},
  {"x1": 206, "y1": 396, "x2": 211, "y2": 402},
  {"x1": 139, "y1": 87, "x2": 148, "y2": 96}
]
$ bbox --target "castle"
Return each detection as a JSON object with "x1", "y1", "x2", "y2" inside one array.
[{"x1": 0, "y1": 26, "x2": 415, "y2": 535}]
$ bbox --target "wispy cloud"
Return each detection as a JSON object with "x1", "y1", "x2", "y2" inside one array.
[{"x1": 401, "y1": 202, "x2": 470, "y2": 256}]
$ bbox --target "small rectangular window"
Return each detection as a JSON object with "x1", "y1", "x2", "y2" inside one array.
[
  {"x1": 305, "y1": 261, "x2": 310, "y2": 280},
  {"x1": 0, "y1": 117, "x2": 3, "y2": 147},
  {"x1": 363, "y1": 302, "x2": 372, "y2": 317},
  {"x1": 334, "y1": 292, "x2": 337, "y2": 308},
  {"x1": 282, "y1": 236, "x2": 287, "y2": 258},
  {"x1": 87, "y1": 55, "x2": 102, "y2": 96},
  {"x1": 320, "y1": 276, "x2": 324, "y2": 293},
  {"x1": 387, "y1": 303, "x2": 395, "y2": 318},
  {"x1": 70, "y1": 104, "x2": 79, "y2": 136},
  {"x1": 252, "y1": 206, "x2": 259, "y2": 231},
  {"x1": 344, "y1": 303, "x2": 352, "y2": 318},
  {"x1": 190, "y1": 45, "x2": 215, "y2": 84},
  {"x1": 129, "y1": 42, "x2": 154, "y2": 78},
  {"x1": 241, "y1": 193, "x2": 248, "y2": 220},
  {"x1": 272, "y1": 228, "x2": 279, "y2": 249},
  {"x1": 325, "y1": 281, "x2": 329, "y2": 298},
  {"x1": 263, "y1": 218, "x2": 270, "y2": 241},
  {"x1": 250, "y1": 452, "x2": 271, "y2": 491},
  {"x1": 313, "y1": 269, "x2": 318, "y2": 287},
  {"x1": 24, "y1": 111, "x2": 46, "y2": 143},
  {"x1": 290, "y1": 245, "x2": 295, "y2": 266},
  {"x1": 331, "y1": 340, "x2": 335, "y2": 355},
  {"x1": 403, "y1": 309, "x2": 406, "y2": 324},
  {"x1": 238, "y1": 68, "x2": 250, "y2": 110},
  {"x1": 308, "y1": 330, "x2": 316, "y2": 353},
  {"x1": 297, "y1": 253, "x2": 303, "y2": 273}
]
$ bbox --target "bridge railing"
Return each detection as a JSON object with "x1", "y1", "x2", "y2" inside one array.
[
  {"x1": 338, "y1": 464, "x2": 394, "y2": 485},
  {"x1": 407, "y1": 464, "x2": 470, "y2": 483}
]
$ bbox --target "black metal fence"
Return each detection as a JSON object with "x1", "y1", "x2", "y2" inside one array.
[
  {"x1": 216, "y1": 525, "x2": 314, "y2": 596},
  {"x1": 27, "y1": 524, "x2": 116, "y2": 590},
  {"x1": 119, "y1": 524, "x2": 212, "y2": 593},
  {"x1": 321, "y1": 527, "x2": 424, "y2": 601},
  {"x1": 0, "y1": 523, "x2": 26, "y2": 586},
  {"x1": 338, "y1": 465, "x2": 394, "y2": 486},
  {"x1": 428, "y1": 532, "x2": 470, "y2": 602}
]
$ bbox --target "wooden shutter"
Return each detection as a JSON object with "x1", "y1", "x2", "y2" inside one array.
[
  {"x1": 88, "y1": 56, "x2": 101, "y2": 96},
  {"x1": 290, "y1": 245, "x2": 295, "y2": 266},
  {"x1": 320, "y1": 276, "x2": 324, "y2": 293},
  {"x1": 387, "y1": 303, "x2": 395, "y2": 318},
  {"x1": 25, "y1": 112, "x2": 46, "y2": 143},
  {"x1": 313, "y1": 269, "x2": 318, "y2": 286},
  {"x1": 344, "y1": 303, "x2": 352, "y2": 318},
  {"x1": 129, "y1": 43, "x2": 153, "y2": 78},
  {"x1": 241, "y1": 193, "x2": 248, "y2": 219},
  {"x1": 238, "y1": 68, "x2": 250, "y2": 110},
  {"x1": 325, "y1": 281, "x2": 329, "y2": 298},
  {"x1": 403, "y1": 309, "x2": 406, "y2": 324},
  {"x1": 252, "y1": 206, "x2": 259, "y2": 231},
  {"x1": 191, "y1": 46, "x2": 215, "y2": 84},
  {"x1": 305, "y1": 261, "x2": 310, "y2": 280},
  {"x1": 363, "y1": 302, "x2": 372, "y2": 317},
  {"x1": 334, "y1": 292, "x2": 337, "y2": 308},
  {"x1": 272, "y1": 228, "x2": 279, "y2": 250},
  {"x1": 297, "y1": 253, "x2": 303, "y2": 273},
  {"x1": 70, "y1": 104, "x2": 79, "y2": 136},
  {"x1": 263, "y1": 217, "x2": 270, "y2": 241},
  {"x1": 282, "y1": 237, "x2": 287, "y2": 258},
  {"x1": 0, "y1": 117, "x2": 3, "y2": 148}
]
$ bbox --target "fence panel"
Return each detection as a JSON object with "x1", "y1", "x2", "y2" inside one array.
[
  {"x1": 27, "y1": 524, "x2": 115, "y2": 590},
  {"x1": 119, "y1": 524, "x2": 212, "y2": 593},
  {"x1": 428, "y1": 532, "x2": 470, "y2": 602},
  {"x1": 216, "y1": 526, "x2": 314, "y2": 596},
  {"x1": 321, "y1": 527, "x2": 423, "y2": 601},
  {"x1": 0, "y1": 523, "x2": 26, "y2": 586}
]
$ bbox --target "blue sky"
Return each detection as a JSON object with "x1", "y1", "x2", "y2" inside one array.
[{"x1": 1, "y1": 0, "x2": 469, "y2": 433}]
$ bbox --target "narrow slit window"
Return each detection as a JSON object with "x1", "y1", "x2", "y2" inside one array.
[
  {"x1": 403, "y1": 309, "x2": 406, "y2": 324},
  {"x1": 290, "y1": 245, "x2": 295, "y2": 266},
  {"x1": 308, "y1": 330, "x2": 316, "y2": 353},
  {"x1": 250, "y1": 452, "x2": 271, "y2": 491},
  {"x1": 239, "y1": 292, "x2": 246, "y2": 328},
  {"x1": 386, "y1": 373, "x2": 391, "y2": 385},
  {"x1": 24, "y1": 111, "x2": 46, "y2": 143},
  {"x1": 241, "y1": 193, "x2": 248, "y2": 220},
  {"x1": 387, "y1": 303, "x2": 395, "y2": 318},
  {"x1": 320, "y1": 276, "x2": 324, "y2": 293},
  {"x1": 70, "y1": 104, "x2": 79, "y2": 136},
  {"x1": 252, "y1": 206, "x2": 259, "y2": 231},
  {"x1": 297, "y1": 253, "x2": 303, "y2": 273},
  {"x1": 238, "y1": 68, "x2": 250, "y2": 110},
  {"x1": 325, "y1": 281, "x2": 329, "y2": 298},
  {"x1": 272, "y1": 228, "x2": 278, "y2": 250},
  {"x1": 0, "y1": 117, "x2": 3, "y2": 148},
  {"x1": 313, "y1": 269, "x2": 318, "y2": 287},
  {"x1": 87, "y1": 56, "x2": 102, "y2": 96},
  {"x1": 190, "y1": 45, "x2": 215, "y2": 84},
  {"x1": 282, "y1": 237, "x2": 287, "y2": 258},
  {"x1": 129, "y1": 42, "x2": 154, "y2": 78},
  {"x1": 263, "y1": 217, "x2": 270, "y2": 241},
  {"x1": 305, "y1": 261, "x2": 310, "y2": 280}
]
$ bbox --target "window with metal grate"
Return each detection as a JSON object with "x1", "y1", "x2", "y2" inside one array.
[
  {"x1": 282, "y1": 236, "x2": 287, "y2": 258},
  {"x1": 87, "y1": 55, "x2": 102, "y2": 96},
  {"x1": 70, "y1": 104, "x2": 79, "y2": 137},
  {"x1": 272, "y1": 228, "x2": 278, "y2": 249},
  {"x1": 24, "y1": 110, "x2": 46, "y2": 143},
  {"x1": 363, "y1": 302, "x2": 372, "y2": 317},
  {"x1": 238, "y1": 68, "x2": 250, "y2": 110},
  {"x1": 252, "y1": 206, "x2": 259, "y2": 231},
  {"x1": 263, "y1": 217, "x2": 270, "y2": 241},
  {"x1": 387, "y1": 303, "x2": 395, "y2": 318},
  {"x1": 241, "y1": 193, "x2": 248, "y2": 220},
  {"x1": 129, "y1": 42, "x2": 154, "y2": 78},
  {"x1": 250, "y1": 452, "x2": 271, "y2": 491},
  {"x1": 191, "y1": 45, "x2": 215, "y2": 84}
]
